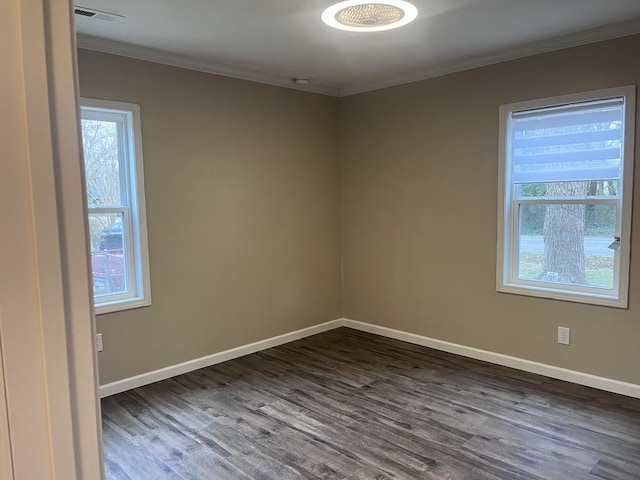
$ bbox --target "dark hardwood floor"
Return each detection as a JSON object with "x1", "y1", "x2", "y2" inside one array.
[{"x1": 102, "y1": 327, "x2": 640, "y2": 479}]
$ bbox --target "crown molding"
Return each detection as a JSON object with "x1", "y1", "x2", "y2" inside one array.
[
  {"x1": 76, "y1": 34, "x2": 341, "y2": 97},
  {"x1": 78, "y1": 18, "x2": 640, "y2": 99},
  {"x1": 339, "y1": 18, "x2": 640, "y2": 97}
]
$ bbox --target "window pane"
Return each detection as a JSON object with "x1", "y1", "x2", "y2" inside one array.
[
  {"x1": 517, "y1": 180, "x2": 620, "y2": 198},
  {"x1": 81, "y1": 118, "x2": 122, "y2": 206},
  {"x1": 89, "y1": 213, "x2": 128, "y2": 297},
  {"x1": 517, "y1": 203, "x2": 615, "y2": 289}
]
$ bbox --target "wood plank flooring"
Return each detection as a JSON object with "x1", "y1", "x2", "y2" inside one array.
[{"x1": 102, "y1": 327, "x2": 640, "y2": 479}]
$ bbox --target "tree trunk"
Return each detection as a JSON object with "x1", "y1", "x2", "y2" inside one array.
[{"x1": 538, "y1": 182, "x2": 588, "y2": 285}]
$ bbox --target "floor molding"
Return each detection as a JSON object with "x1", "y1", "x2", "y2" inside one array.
[
  {"x1": 343, "y1": 318, "x2": 640, "y2": 399},
  {"x1": 101, "y1": 317, "x2": 640, "y2": 399},
  {"x1": 99, "y1": 319, "x2": 343, "y2": 397}
]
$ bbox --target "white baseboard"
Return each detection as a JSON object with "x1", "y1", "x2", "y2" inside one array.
[
  {"x1": 343, "y1": 318, "x2": 640, "y2": 399},
  {"x1": 101, "y1": 317, "x2": 640, "y2": 400},
  {"x1": 99, "y1": 318, "x2": 343, "y2": 397}
]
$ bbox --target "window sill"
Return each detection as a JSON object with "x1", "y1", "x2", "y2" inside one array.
[
  {"x1": 95, "y1": 297, "x2": 151, "y2": 315},
  {"x1": 497, "y1": 283, "x2": 627, "y2": 309}
]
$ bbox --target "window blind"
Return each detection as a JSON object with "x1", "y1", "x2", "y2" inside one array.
[{"x1": 510, "y1": 98, "x2": 624, "y2": 183}]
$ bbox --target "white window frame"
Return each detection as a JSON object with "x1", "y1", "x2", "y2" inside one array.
[
  {"x1": 81, "y1": 98, "x2": 151, "y2": 314},
  {"x1": 497, "y1": 86, "x2": 635, "y2": 308}
]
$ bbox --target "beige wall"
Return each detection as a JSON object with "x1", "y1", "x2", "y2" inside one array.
[
  {"x1": 80, "y1": 34, "x2": 640, "y2": 388},
  {"x1": 78, "y1": 50, "x2": 343, "y2": 384},
  {"x1": 340, "y1": 34, "x2": 640, "y2": 385}
]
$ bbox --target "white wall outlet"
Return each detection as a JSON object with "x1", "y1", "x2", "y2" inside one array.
[
  {"x1": 95, "y1": 333, "x2": 104, "y2": 352},
  {"x1": 557, "y1": 326, "x2": 570, "y2": 345}
]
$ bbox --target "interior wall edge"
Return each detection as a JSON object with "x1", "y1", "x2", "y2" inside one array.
[
  {"x1": 100, "y1": 315, "x2": 640, "y2": 400},
  {"x1": 343, "y1": 319, "x2": 640, "y2": 399},
  {"x1": 100, "y1": 318, "x2": 344, "y2": 397}
]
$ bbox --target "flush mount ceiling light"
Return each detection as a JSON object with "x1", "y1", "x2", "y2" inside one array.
[{"x1": 321, "y1": 0, "x2": 418, "y2": 32}]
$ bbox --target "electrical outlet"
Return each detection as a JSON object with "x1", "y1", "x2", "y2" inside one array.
[
  {"x1": 96, "y1": 333, "x2": 104, "y2": 352},
  {"x1": 557, "y1": 326, "x2": 570, "y2": 345}
]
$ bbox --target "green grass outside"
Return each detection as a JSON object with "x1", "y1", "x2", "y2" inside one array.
[{"x1": 518, "y1": 252, "x2": 613, "y2": 288}]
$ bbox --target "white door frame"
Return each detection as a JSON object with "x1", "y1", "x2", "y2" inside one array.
[{"x1": 0, "y1": 0, "x2": 104, "y2": 478}]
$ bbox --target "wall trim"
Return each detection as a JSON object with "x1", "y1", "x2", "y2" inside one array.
[
  {"x1": 343, "y1": 319, "x2": 640, "y2": 399},
  {"x1": 78, "y1": 19, "x2": 640, "y2": 98},
  {"x1": 76, "y1": 34, "x2": 341, "y2": 98},
  {"x1": 339, "y1": 19, "x2": 640, "y2": 96},
  {"x1": 101, "y1": 318, "x2": 640, "y2": 399},
  {"x1": 99, "y1": 319, "x2": 343, "y2": 397}
]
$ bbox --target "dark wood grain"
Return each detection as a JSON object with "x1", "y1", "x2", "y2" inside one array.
[{"x1": 102, "y1": 327, "x2": 640, "y2": 479}]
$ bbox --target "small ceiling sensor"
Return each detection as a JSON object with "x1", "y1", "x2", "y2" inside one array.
[
  {"x1": 322, "y1": 0, "x2": 418, "y2": 32},
  {"x1": 294, "y1": 78, "x2": 311, "y2": 86}
]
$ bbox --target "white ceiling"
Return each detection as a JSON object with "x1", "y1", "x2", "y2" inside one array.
[{"x1": 75, "y1": 0, "x2": 640, "y2": 96}]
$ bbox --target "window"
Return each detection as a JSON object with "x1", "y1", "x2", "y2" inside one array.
[
  {"x1": 80, "y1": 98, "x2": 151, "y2": 314},
  {"x1": 497, "y1": 86, "x2": 635, "y2": 308}
]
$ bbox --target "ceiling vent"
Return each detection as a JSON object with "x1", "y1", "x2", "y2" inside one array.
[{"x1": 74, "y1": 6, "x2": 124, "y2": 22}]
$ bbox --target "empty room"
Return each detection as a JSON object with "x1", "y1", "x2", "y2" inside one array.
[{"x1": 3, "y1": 1, "x2": 640, "y2": 479}]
